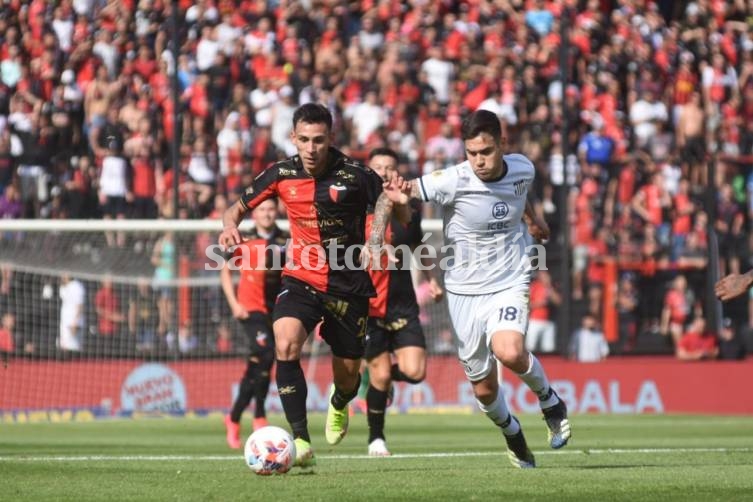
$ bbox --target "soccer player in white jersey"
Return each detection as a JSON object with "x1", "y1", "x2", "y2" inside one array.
[{"x1": 370, "y1": 109, "x2": 571, "y2": 468}]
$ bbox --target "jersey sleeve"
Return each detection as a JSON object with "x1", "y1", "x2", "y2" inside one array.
[
  {"x1": 417, "y1": 166, "x2": 459, "y2": 205},
  {"x1": 239, "y1": 165, "x2": 279, "y2": 210}
]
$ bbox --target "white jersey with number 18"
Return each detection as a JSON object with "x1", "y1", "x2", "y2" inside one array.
[{"x1": 418, "y1": 153, "x2": 535, "y2": 295}]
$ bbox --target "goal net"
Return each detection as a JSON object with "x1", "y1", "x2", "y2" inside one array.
[{"x1": 0, "y1": 218, "x2": 476, "y2": 421}]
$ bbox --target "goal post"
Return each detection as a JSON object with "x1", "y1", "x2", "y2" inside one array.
[{"x1": 0, "y1": 218, "x2": 470, "y2": 420}]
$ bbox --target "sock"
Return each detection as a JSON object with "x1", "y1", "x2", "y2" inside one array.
[
  {"x1": 357, "y1": 367, "x2": 370, "y2": 400},
  {"x1": 477, "y1": 391, "x2": 520, "y2": 437},
  {"x1": 390, "y1": 363, "x2": 422, "y2": 384},
  {"x1": 516, "y1": 353, "x2": 559, "y2": 409},
  {"x1": 252, "y1": 361, "x2": 271, "y2": 419},
  {"x1": 366, "y1": 384, "x2": 389, "y2": 443},
  {"x1": 229, "y1": 364, "x2": 256, "y2": 422},
  {"x1": 276, "y1": 360, "x2": 309, "y2": 442},
  {"x1": 331, "y1": 373, "x2": 361, "y2": 410}
]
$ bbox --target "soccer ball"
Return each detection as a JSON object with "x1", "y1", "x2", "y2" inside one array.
[{"x1": 244, "y1": 425, "x2": 296, "y2": 475}]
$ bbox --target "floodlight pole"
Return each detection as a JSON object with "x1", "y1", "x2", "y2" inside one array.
[{"x1": 170, "y1": 0, "x2": 181, "y2": 342}]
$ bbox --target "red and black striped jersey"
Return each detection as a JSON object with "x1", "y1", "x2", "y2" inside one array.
[
  {"x1": 231, "y1": 225, "x2": 288, "y2": 314},
  {"x1": 239, "y1": 147, "x2": 383, "y2": 297},
  {"x1": 365, "y1": 202, "x2": 423, "y2": 320}
]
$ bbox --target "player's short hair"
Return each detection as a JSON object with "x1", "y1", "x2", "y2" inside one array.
[
  {"x1": 292, "y1": 103, "x2": 332, "y2": 131},
  {"x1": 461, "y1": 109, "x2": 502, "y2": 142},
  {"x1": 368, "y1": 147, "x2": 399, "y2": 163}
]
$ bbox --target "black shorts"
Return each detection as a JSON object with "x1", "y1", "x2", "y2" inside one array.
[
  {"x1": 239, "y1": 312, "x2": 275, "y2": 356},
  {"x1": 103, "y1": 195, "x2": 128, "y2": 217},
  {"x1": 364, "y1": 315, "x2": 426, "y2": 360},
  {"x1": 273, "y1": 276, "x2": 369, "y2": 359}
]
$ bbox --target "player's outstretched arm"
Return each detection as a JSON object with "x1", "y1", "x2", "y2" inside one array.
[
  {"x1": 715, "y1": 271, "x2": 753, "y2": 301},
  {"x1": 524, "y1": 199, "x2": 549, "y2": 242},
  {"x1": 219, "y1": 200, "x2": 247, "y2": 249}
]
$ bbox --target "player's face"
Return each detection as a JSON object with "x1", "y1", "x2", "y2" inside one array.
[
  {"x1": 291, "y1": 121, "x2": 331, "y2": 174},
  {"x1": 368, "y1": 154, "x2": 397, "y2": 181},
  {"x1": 464, "y1": 132, "x2": 503, "y2": 181},
  {"x1": 252, "y1": 199, "x2": 277, "y2": 231}
]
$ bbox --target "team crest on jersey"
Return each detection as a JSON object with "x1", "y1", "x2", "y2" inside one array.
[
  {"x1": 289, "y1": 186, "x2": 297, "y2": 198},
  {"x1": 329, "y1": 182, "x2": 347, "y2": 202},
  {"x1": 492, "y1": 201, "x2": 509, "y2": 219}
]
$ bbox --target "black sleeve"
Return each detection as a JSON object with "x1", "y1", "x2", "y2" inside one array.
[{"x1": 239, "y1": 165, "x2": 280, "y2": 210}]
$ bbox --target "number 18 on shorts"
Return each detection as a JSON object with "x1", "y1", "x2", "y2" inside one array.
[{"x1": 446, "y1": 286, "x2": 530, "y2": 381}]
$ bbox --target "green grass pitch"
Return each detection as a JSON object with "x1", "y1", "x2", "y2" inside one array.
[{"x1": 2, "y1": 413, "x2": 753, "y2": 501}]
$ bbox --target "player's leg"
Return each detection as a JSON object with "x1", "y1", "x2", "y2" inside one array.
[
  {"x1": 273, "y1": 316, "x2": 314, "y2": 464},
  {"x1": 272, "y1": 279, "x2": 323, "y2": 467},
  {"x1": 365, "y1": 319, "x2": 392, "y2": 455},
  {"x1": 225, "y1": 318, "x2": 259, "y2": 449},
  {"x1": 251, "y1": 348, "x2": 274, "y2": 431},
  {"x1": 486, "y1": 286, "x2": 571, "y2": 449},
  {"x1": 447, "y1": 291, "x2": 534, "y2": 468},
  {"x1": 319, "y1": 295, "x2": 369, "y2": 446},
  {"x1": 471, "y1": 365, "x2": 535, "y2": 469},
  {"x1": 225, "y1": 355, "x2": 255, "y2": 449},
  {"x1": 391, "y1": 317, "x2": 427, "y2": 384}
]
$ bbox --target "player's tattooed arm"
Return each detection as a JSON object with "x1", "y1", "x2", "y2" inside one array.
[{"x1": 369, "y1": 192, "x2": 393, "y2": 247}]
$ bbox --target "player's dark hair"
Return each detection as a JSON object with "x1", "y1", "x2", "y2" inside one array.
[
  {"x1": 292, "y1": 103, "x2": 332, "y2": 131},
  {"x1": 460, "y1": 109, "x2": 502, "y2": 141},
  {"x1": 368, "y1": 147, "x2": 399, "y2": 163}
]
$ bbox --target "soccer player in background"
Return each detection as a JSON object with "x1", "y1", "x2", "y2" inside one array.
[
  {"x1": 371, "y1": 110, "x2": 571, "y2": 468},
  {"x1": 364, "y1": 148, "x2": 444, "y2": 456},
  {"x1": 221, "y1": 198, "x2": 288, "y2": 449},
  {"x1": 219, "y1": 103, "x2": 399, "y2": 467}
]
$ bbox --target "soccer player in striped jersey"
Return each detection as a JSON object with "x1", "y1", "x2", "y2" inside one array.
[
  {"x1": 371, "y1": 110, "x2": 571, "y2": 468},
  {"x1": 219, "y1": 104, "x2": 400, "y2": 468},
  {"x1": 364, "y1": 148, "x2": 443, "y2": 456}
]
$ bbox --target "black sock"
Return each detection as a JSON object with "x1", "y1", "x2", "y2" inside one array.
[
  {"x1": 390, "y1": 363, "x2": 422, "y2": 384},
  {"x1": 276, "y1": 360, "x2": 309, "y2": 442},
  {"x1": 253, "y1": 357, "x2": 272, "y2": 418},
  {"x1": 331, "y1": 373, "x2": 361, "y2": 410},
  {"x1": 230, "y1": 365, "x2": 256, "y2": 422},
  {"x1": 366, "y1": 384, "x2": 388, "y2": 443}
]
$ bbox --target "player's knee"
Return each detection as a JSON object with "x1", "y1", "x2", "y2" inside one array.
[
  {"x1": 275, "y1": 339, "x2": 302, "y2": 360},
  {"x1": 400, "y1": 365, "x2": 425, "y2": 384},
  {"x1": 368, "y1": 362, "x2": 391, "y2": 388},
  {"x1": 496, "y1": 347, "x2": 527, "y2": 371}
]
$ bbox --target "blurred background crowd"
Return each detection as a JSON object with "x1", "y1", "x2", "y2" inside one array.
[{"x1": 0, "y1": 0, "x2": 751, "y2": 360}]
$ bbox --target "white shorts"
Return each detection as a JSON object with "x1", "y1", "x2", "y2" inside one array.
[{"x1": 446, "y1": 285, "x2": 530, "y2": 381}]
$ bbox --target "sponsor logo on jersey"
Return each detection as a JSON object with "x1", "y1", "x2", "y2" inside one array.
[
  {"x1": 492, "y1": 201, "x2": 509, "y2": 219},
  {"x1": 514, "y1": 179, "x2": 526, "y2": 196},
  {"x1": 329, "y1": 182, "x2": 347, "y2": 202}
]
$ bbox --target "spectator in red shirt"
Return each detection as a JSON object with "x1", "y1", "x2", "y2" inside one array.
[
  {"x1": 676, "y1": 317, "x2": 719, "y2": 361},
  {"x1": 94, "y1": 276, "x2": 125, "y2": 353},
  {"x1": 660, "y1": 275, "x2": 695, "y2": 346},
  {"x1": 526, "y1": 270, "x2": 561, "y2": 354},
  {"x1": 0, "y1": 312, "x2": 15, "y2": 355}
]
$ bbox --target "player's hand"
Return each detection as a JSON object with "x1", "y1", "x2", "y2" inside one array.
[
  {"x1": 219, "y1": 226, "x2": 242, "y2": 250},
  {"x1": 427, "y1": 277, "x2": 444, "y2": 303},
  {"x1": 528, "y1": 216, "x2": 550, "y2": 242},
  {"x1": 231, "y1": 304, "x2": 249, "y2": 320},
  {"x1": 382, "y1": 176, "x2": 410, "y2": 205},
  {"x1": 715, "y1": 273, "x2": 751, "y2": 301}
]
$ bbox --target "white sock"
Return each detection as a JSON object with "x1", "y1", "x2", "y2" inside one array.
[
  {"x1": 517, "y1": 353, "x2": 559, "y2": 409},
  {"x1": 477, "y1": 391, "x2": 520, "y2": 436}
]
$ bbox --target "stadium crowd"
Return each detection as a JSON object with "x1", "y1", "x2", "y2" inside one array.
[{"x1": 0, "y1": 0, "x2": 751, "y2": 358}]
